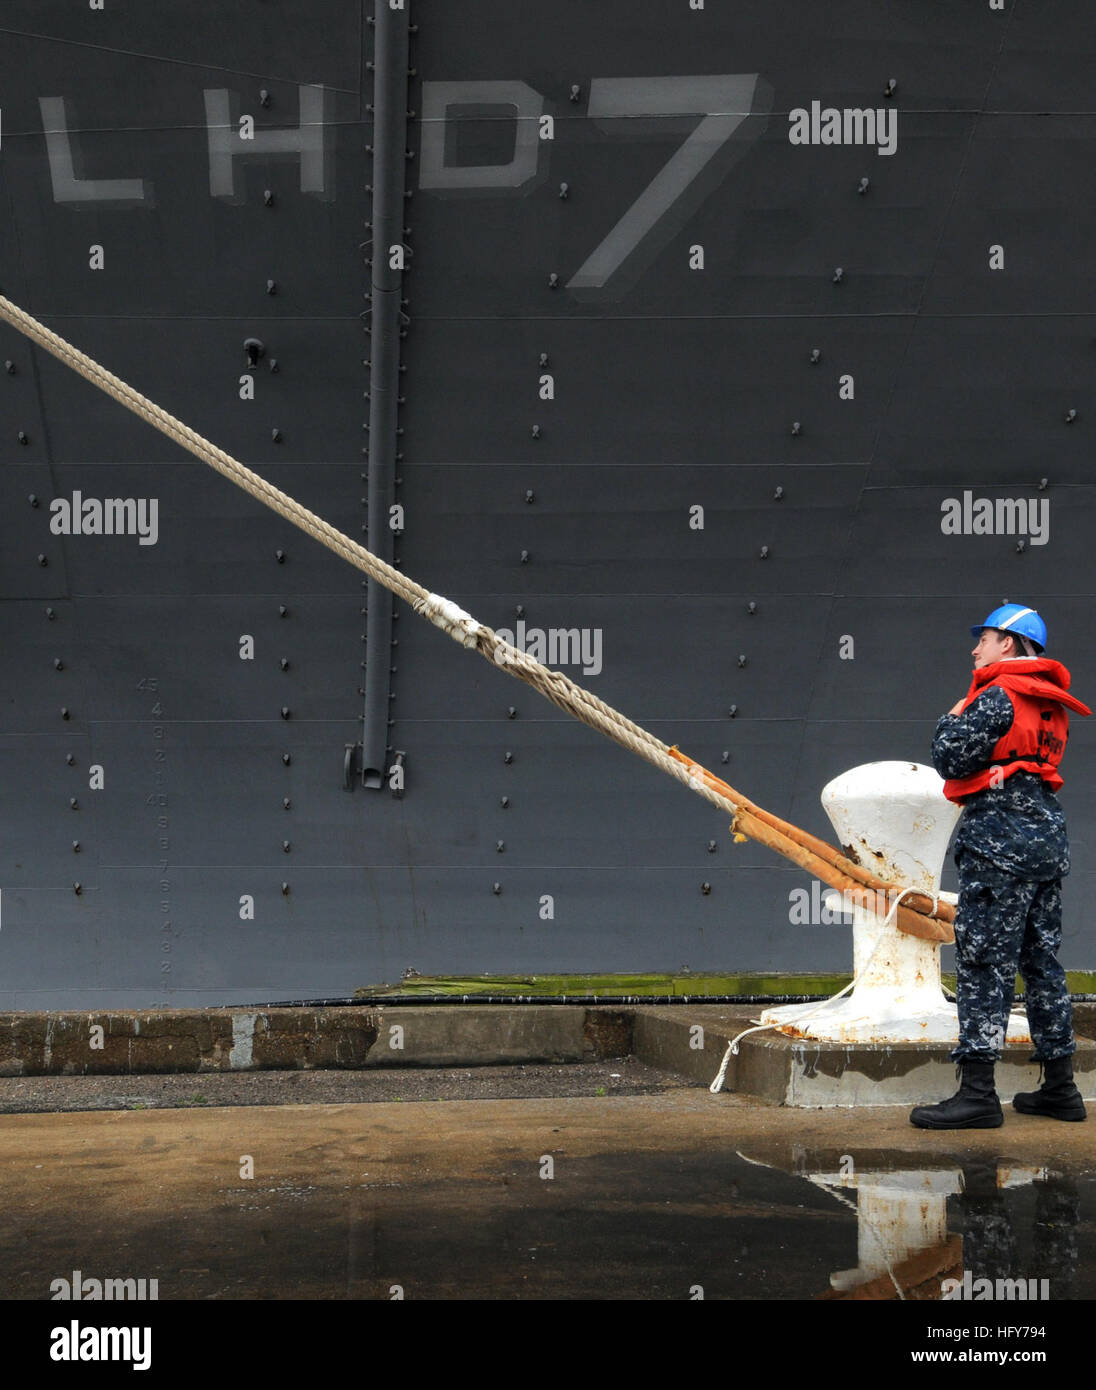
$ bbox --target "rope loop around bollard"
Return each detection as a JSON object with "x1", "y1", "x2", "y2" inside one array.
[{"x1": 708, "y1": 887, "x2": 940, "y2": 1094}]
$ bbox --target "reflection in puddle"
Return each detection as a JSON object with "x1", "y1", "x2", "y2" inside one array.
[{"x1": 738, "y1": 1148, "x2": 1082, "y2": 1300}]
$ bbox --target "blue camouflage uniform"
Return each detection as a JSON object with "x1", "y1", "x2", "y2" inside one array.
[{"x1": 932, "y1": 684, "x2": 1075, "y2": 1063}]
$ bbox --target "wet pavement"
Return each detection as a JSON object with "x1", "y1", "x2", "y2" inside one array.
[{"x1": 1, "y1": 1086, "x2": 1092, "y2": 1300}]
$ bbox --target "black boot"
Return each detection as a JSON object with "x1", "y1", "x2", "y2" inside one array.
[
  {"x1": 910, "y1": 1060, "x2": 1004, "y2": 1129},
  {"x1": 1013, "y1": 1056, "x2": 1087, "y2": 1122}
]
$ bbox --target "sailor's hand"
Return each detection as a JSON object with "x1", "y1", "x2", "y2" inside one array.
[{"x1": 947, "y1": 700, "x2": 965, "y2": 716}]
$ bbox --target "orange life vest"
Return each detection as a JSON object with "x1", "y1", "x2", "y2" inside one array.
[{"x1": 943, "y1": 658, "x2": 1091, "y2": 803}]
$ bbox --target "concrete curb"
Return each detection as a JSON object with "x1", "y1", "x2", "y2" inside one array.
[
  {"x1": 366, "y1": 1006, "x2": 632, "y2": 1067},
  {"x1": 630, "y1": 1005, "x2": 761, "y2": 1092},
  {"x1": 630, "y1": 1005, "x2": 1096, "y2": 1106},
  {"x1": 0, "y1": 1006, "x2": 635, "y2": 1076},
  {"x1": 1, "y1": 1004, "x2": 1093, "y2": 1101},
  {"x1": 0, "y1": 1009, "x2": 380, "y2": 1076},
  {"x1": 731, "y1": 1032, "x2": 1096, "y2": 1107}
]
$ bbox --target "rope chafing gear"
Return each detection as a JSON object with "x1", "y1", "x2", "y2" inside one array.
[
  {"x1": 666, "y1": 748, "x2": 953, "y2": 928},
  {"x1": 0, "y1": 291, "x2": 954, "y2": 946}
]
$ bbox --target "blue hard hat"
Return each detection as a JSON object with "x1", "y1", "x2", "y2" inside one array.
[{"x1": 971, "y1": 603, "x2": 1047, "y2": 652}]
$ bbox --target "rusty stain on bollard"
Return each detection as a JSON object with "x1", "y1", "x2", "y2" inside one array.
[{"x1": 761, "y1": 762, "x2": 1030, "y2": 1046}]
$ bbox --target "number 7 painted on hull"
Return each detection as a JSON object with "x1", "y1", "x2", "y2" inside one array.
[
  {"x1": 567, "y1": 75, "x2": 771, "y2": 296},
  {"x1": 418, "y1": 74, "x2": 771, "y2": 298}
]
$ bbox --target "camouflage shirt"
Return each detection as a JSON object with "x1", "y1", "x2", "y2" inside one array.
[{"x1": 932, "y1": 684, "x2": 1069, "y2": 880}]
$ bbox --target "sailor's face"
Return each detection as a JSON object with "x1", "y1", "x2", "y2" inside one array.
[{"x1": 973, "y1": 628, "x2": 1011, "y2": 669}]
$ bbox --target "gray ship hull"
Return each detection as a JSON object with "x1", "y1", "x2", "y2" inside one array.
[{"x1": 1, "y1": 1, "x2": 1093, "y2": 1007}]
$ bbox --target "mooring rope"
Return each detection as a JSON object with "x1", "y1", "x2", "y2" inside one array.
[{"x1": 0, "y1": 292, "x2": 953, "y2": 942}]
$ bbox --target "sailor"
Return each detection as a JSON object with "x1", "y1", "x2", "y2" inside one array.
[{"x1": 910, "y1": 604, "x2": 1091, "y2": 1129}]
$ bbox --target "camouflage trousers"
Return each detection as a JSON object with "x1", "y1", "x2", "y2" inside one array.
[{"x1": 951, "y1": 850, "x2": 1075, "y2": 1063}]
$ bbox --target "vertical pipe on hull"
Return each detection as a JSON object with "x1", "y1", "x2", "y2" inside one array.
[{"x1": 362, "y1": 1, "x2": 410, "y2": 787}]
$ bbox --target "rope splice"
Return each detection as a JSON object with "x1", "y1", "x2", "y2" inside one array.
[{"x1": 0, "y1": 291, "x2": 954, "y2": 945}]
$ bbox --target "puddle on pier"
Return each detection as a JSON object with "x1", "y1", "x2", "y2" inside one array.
[{"x1": 1, "y1": 1136, "x2": 1092, "y2": 1300}]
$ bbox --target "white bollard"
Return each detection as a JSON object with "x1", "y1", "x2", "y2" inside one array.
[{"x1": 760, "y1": 761, "x2": 1031, "y2": 1044}]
